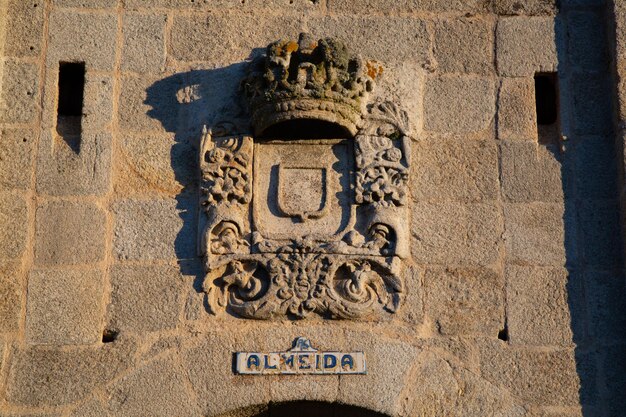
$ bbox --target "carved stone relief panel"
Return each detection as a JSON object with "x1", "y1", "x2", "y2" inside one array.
[{"x1": 199, "y1": 33, "x2": 413, "y2": 320}]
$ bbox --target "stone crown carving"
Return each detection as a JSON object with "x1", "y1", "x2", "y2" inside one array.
[
  {"x1": 242, "y1": 33, "x2": 383, "y2": 136},
  {"x1": 199, "y1": 34, "x2": 412, "y2": 320}
]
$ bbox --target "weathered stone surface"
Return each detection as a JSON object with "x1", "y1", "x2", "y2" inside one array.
[
  {"x1": 411, "y1": 202, "x2": 502, "y2": 266},
  {"x1": 122, "y1": 13, "x2": 167, "y2": 73},
  {"x1": 506, "y1": 266, "x2": 575, "y2": 346},
  {"x1": 615, "y1": 60, "x2": 626, "y2": 126},
  {"x1": 0, "y1": 60, "x2": 39, "y2": 124},
  {"x1": 270, "y1": 374, "x2": 339, "y2": 406},
  {"x1": 0, "y1": 128, "x2": 35, "y2": 191},
  {"x1": 68, "y1": 397, "x2": 110, "y2": 417},
  {"x1": 579, "y1": 200, "x2": 622, "y2": 268},
  {"x1": 4, "y1": 341, "x2": 136, "y2": 407},
  {"x1": 602, "y1": 344, "x2": 626, "y2": 413},
  {"x1": 170, "y1": 13, "x2": 304, "y2": 63},
  {"x1": 574, "y1": 349, "x2": 599, "y2": 408},
  {"x1": 172, "y1": 14, "x2": 430, "y2": 66},
  {"x1": 183, "y1": 331, "x2": 272, "y2": 416},
  {"x1": 115, "y1": 133, "x2": 195, "y2": 196},
  {"x1": 500, "y1": 141, "x2": 567, "y2": 203},
  {"x1": 496, "y1": 17, "x2": 559, "y2": 77},
  {"x1": 616, "y1": 2, "x2": 626, "y2": 58},
  {"x1": 416, "y1": 337, "x2": 479, "y2": 370},
  {"x1": 568, "y1": 11, "x2": 608, "y2": 71},
  {"x1": 105, "y1": 357, "x2": 200, "y2": 417},
  {"x1": 184, "y1": 289, "x2": 205, "y2": 322},
  {"x1": 83, "y1": 73, "x2": 114, "y2": 133},
  {"x1": 412, "y1": 139, "x2": 499, "y2": 202},
  {"x1": 48, "y1": 10, "x2": 117, "y2": 71},
  {"x1": 1, "y1": 412, "x2": 62, "y2": 417},
  {"x1": 126, "y1": 0, "x2": 321, "y2": 11},
  {"x1": 0, "y1": 192, "x2": 28, "y2": 260},
  {"x1": 493, "y1": 0, "x2": 557, "y2": 15},
  {"x1": 497, "y1": 77, "x2": 538, "y2": 142},
  {"x1": 36, "y1": 132, "x2": 112, "y2": 196},
  {"x1": 119, "y1": 74, "x2": 178, "y2": 133},
  {"x1": 584, "y1": 271, "x2": 626, "y2": 342},
  {"x1": 0, "y1": 262, "x2": 22, "y2": 333},
  {"x1": 434, "y1": 18, "x2": 493, "y2": 75},
  {"x1": 107, "y1": 264, "x2": 184, "y2": 333},
  {"x1": 113, "y1": 198, "x2": 196, "y2": 261},
  {"x1": 25, "y1": 269, "x2": 104, "y2": 345},
  {"x1": 423, "y1": 76, "x2": 495, "y2": 133},
  {"x1": 144, "y1": 65, "x2": 247, "y2": 136},
  {"x1": 406, "y1": 350, "x2": 526, "y2": 416},
  {"x1": 522, "y1": 407, "x2": 585, "y2": 417},
  {"x1": 424, "y1": 267, "x2": 504, "y2": 336},
  {"x1": 34, "y1": 200, "x2": 106, "y2": 266},
  {"x1": 337, "y1": 330, "x2": 420, "y2": 416},
  {"x1": 41, "y1": 70, "x2": 113, "y2": 132},
  {"x1": 329, "y1": 0, "x2": 491, "y2": 14},
  {"x1": 479, "y1": 340, "x2": 580, "y2": 406},
  {"x1": 571, "y1": 73, "x2": 613, "y2": 136},
  {"x1": 398, "y1": 266, "x2": 423, "y2": 325},
  {"x1": 373, "y1": 61, "x2": 423, "y2": 131},
  {"x1": 303, "y1": 15, "x2": 430, "y2": 65},
  {"x1": 53, "y1": 0, "x2": 117, "y2": 7},
  {"x1": 143, "y1": 335, "x2": 184, "y2": 359},
  {"x1": 5, "y1": 0, "x2": 44, "y2": 57},
  {"x1": 573, "y1": 137, "x2": 617, "y2": 200},
  {"x1": 504, "y1": 203, "x2": 566, "y2": 266}
]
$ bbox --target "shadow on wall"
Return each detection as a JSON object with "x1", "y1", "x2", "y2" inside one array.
[
  {"x1": 144, "y1": 54, "x2": 260, "y2": 300},
  {"x1": 555, "y1": 3, "x2": 626, "y2": 416}
]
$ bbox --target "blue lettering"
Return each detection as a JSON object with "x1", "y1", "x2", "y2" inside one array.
[
  {"x1": 282, "y1": 353, "x2": 294, "y2": 368},
  {"x1": 324, "y1": 354, "x2": 337, "y2": 369},
  {"x1": 247, "y1": 354, "x2": 260, "y2": 370},
  {"x1": 341, "y1": 354, "x2": 354, "y2": 370},
  {"x1": 298, "y1": 354, "x2": 311, "y2": 369},
  {"x1": 264, "y1": 354, "x2": 277, "y2": 370}
]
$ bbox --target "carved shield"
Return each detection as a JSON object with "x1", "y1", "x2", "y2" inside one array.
[
  {"x1": 253, "y1": 141, "x2": 353, "y2": 242},
  {"x1": 277, "y1": 166, "x2": 329, "y2": 222}
]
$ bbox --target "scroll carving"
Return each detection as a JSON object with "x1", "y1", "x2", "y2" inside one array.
[{"x1": 355, "y1": 101, "x2": 411, "y2": 208}]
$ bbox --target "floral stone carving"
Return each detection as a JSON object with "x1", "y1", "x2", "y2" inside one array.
[{"x1": 200, "y1": 33, "x2": 413, "y2": 319}]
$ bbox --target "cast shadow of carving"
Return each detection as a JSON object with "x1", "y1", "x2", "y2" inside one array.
[
  {"x1": 553, "y1": 5, "x2": 626, "y2": 415},
  {"x1": 144, "y1": 55, "x2": 259, "y2": 309}
]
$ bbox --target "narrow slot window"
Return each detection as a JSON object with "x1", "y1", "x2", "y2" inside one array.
[
  {"x1": 56, "y1": 62, "x2": 85, "y2": 153},
  {"x1": 534, "y1": 73, "x2": 560, "y2": 145}
]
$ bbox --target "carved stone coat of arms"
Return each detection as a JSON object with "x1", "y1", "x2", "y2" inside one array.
[{"x1": 199, "y1": 34, "x2": 413, "y2": 320}]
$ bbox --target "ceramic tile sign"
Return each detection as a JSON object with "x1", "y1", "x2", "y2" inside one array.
[{"x1": 235, "y1": 337, "x2": 366, "y2": 375}]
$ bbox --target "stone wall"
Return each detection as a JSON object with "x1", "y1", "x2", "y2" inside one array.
[{"x1": 0, "y1": 0, "x2": 624, "y2": 416}]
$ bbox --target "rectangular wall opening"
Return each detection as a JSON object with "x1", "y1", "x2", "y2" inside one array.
[
  {"x1": 534, "y1": 72, "x2": 560, "y2": 145},
  {"x1": 56, "y1": 62, "x2": 85, "y2": 153}
]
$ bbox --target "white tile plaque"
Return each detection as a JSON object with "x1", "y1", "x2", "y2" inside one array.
[{"x1": 235, "y1": 337, "x2": 366, "y2": 375}]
